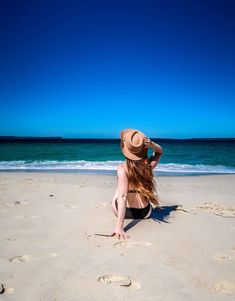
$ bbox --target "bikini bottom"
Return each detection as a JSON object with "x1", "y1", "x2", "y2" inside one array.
[{"x1": 115, "y1": 199, "x2": 151, "y2": 219}]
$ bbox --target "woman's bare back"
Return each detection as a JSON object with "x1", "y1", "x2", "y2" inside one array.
[{"x1": 115, "y1": 162, "x2": 150, "y2": 209}]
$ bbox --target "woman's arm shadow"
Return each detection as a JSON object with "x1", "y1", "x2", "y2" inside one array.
[{"x1": 124, "y1": 205, "x2": 180, "y2": 232}]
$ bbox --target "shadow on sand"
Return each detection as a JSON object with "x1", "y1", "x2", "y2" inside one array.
[
  {"x1": 124, "y1": 205, "x2": 180, "y2": 232},
  {"x1": 94, "y1": 205, "x2": 180, "y2": 237}
]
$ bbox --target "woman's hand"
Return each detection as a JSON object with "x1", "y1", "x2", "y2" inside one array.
[
  {"x1": 111, "y1": 225, "x2": 130, "y2": 239},
  {"x1": 143, "y1": 137, "x2": 151, "y2": 148}
]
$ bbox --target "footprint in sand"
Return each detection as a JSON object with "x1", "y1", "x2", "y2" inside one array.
[
  {"x1": 212, "y1": 253, "x2": 232, "y2": 261},
  {"x1": 179, "y1": 202, "x2": 235, "y2": 217},
  {"x1": 0, "y1": 283, "x2": 15, "y2": 295},
  {"x1": 5, "y1": 238, "x2": 17, "y2": 241},
  {"x1": 83, "y1": 232, "x2": 92, "y2": 240},
  {"x1": 212, "y1": 248, "x2": 235, "y2": 262},
  {"x1": 14, "y1": 200, "x2": 30, "y2": 205},
  {"x1": 98, "y1": 273, "x2": 140, "y2": 289},
  {"x1": 0, "y1": 283, "x2": 5, "y2": 294},
  {"x1": 214, "y1": 280, "x2": 235, "y2": 296},
  {"x1": 9, "y1": 255, "x2": 32, "y2": 263},
  {"x1": 114, "y1": 240, "x2": 152, "y2": 249},
  {"x1": 197, "y1": 202, "x2": 235, "y2": 218}
]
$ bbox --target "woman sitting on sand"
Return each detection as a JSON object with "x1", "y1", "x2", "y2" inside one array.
[{"x1": 111, "y1": 128, "x2": 163, "y2": 239}]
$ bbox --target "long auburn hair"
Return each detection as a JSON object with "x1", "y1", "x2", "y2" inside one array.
[{"x1": 126, "y1": 157, "x2": 159, "y2": 206}]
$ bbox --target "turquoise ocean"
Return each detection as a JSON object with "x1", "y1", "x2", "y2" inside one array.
[{"x1": 0, "y1": 138, "x2": 235, "y2": 176}]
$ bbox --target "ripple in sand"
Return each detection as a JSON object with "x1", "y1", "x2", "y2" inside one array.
[
  {"x1": 114, "y1": 240, "x2": 152, "y2": 248},
  {"x1": 9, "y1": 255, "x2": 32, "y2": 263},
  {"x1": 98, "y1": 274, "x2": 132, "y2": 287}
]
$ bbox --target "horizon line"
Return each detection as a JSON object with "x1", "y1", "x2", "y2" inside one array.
[{"x1": 0, "y1": 136, "x2": 235, "y2": 141}]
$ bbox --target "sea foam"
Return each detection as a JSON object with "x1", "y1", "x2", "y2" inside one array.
[{"x1": 0, "y1": 160, "x2": 235, "y2": 175}]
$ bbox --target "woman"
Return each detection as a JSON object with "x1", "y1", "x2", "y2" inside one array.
[{"x1": 111, "y1": 128, "x2": 163, "y2": 239}]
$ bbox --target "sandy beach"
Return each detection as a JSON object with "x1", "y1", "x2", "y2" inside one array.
[{"x1": 0, "y1": 172, "x2": 235, "y2": 300}]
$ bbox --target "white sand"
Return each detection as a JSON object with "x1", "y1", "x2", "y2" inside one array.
[{"x1": 0, "y1": 172, "x2": 235, "y2": 300}]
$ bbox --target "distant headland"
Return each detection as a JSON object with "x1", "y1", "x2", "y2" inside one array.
[{"x1": 0, "y1": 136, "x2": 234, "y2": 143}]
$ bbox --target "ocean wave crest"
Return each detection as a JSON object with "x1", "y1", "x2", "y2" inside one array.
[{"x1": 0, "y1": 160, "x2": 235, "y2": 174}]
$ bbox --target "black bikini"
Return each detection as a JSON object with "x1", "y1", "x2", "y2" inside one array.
[{"x1": 115, "y1": 190, "x2": 151, "y2": 219}]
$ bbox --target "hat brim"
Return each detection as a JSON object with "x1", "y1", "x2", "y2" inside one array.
[
  {"x1": 121, "y1": 143, "x2": 148, "y2": 160},
  {"x1": 120, "y1": 128, "x2": 148, "y2": 160}
]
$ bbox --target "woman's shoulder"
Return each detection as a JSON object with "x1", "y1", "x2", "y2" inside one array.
[
  {"x1": 117, "y1": 162, "x2": 128, "y2": 171},
  {"x1": 117, "y1": 163, "x2": 128, "y2": 178}
]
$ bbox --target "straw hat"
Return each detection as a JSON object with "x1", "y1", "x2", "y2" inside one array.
[{"x1": 120, "y1": 128, "x2": 148, "y2": 160}]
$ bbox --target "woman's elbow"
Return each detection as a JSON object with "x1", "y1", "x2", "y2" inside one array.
[{"x1": 117, "y1": 193, "x2": 128, "y2": 204}]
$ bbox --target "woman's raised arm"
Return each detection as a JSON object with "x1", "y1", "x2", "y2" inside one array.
[{"x1": 147, "y1": 140, "x2": 163, "y2": 169}]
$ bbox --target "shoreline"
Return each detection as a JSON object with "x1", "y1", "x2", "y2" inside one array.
[{"x1": 1, "y1": 169, "x2": 235, "y2": 177}]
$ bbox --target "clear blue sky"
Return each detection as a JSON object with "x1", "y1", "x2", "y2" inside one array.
[{"x1": 0, "y1": 0, "x2": 234, "y2": 138}]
